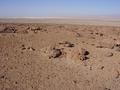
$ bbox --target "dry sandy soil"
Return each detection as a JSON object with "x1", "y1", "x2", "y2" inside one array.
[{"x1": 0, "y1": 21, "x2": 120, "y2": 90}]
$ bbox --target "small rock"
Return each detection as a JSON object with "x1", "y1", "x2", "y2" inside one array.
[
  {"x1": 100, "y1": 33, "x2": 104, "y2": 36},
  {"x1": 59, "y1": 41, "x2": 74, "y2": 47},
  {"x1": 21, "y1": 47, "x2": 26, "y2": 50},
  {"x1": 105, "y1": 88, "x2": 111, "y2": 90},
  {"x1": 21, "y1": 44, "x2": 26, "y2": 50},
  {"x1": 49, "y1": 48, "x2": 62, "y2": 58},
  {"x1": 0, "y1": 75, "x2": 5, "y2": 79},
  {"x1": 73, "y1": 80, "x2": 77, "y2": 84},
  {"x1": 28, "y1": 47, "x2": 35, "y2": 51},
  {"x1": 21, "y1": 44, "x2": 25, "y2": 47},
  {"x1": 96, "y1": 46, "x2": 104, "y2": 48},
  {"x1": 95, "y1": 32, "x2": 99, "y2": 35},
  {"x1": 100, "y1": 66, "x2": 104, "y2": 70},
  {"x1": 105, "y1": 52, "x2": 113, "y2": 57},
  {"x1": 75, "y1": 32, "x2": 81, "y2": 37},
  {"x1": 80, "y1": 49, "x2": 90, "y2": 61},
  {"x1": 15, "y1": 81, "x2": 18, "y2": 84},
  {"x1": 81, "y1": 49, "x2": 89, "y2": 56},
  {"x1": 114, "y1": 44, "x2": 120, "y2": 51}
]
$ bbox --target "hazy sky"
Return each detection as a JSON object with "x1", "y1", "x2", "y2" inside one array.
[{"x1": 0, "y1": 0, "x2": 120, "y2": 17}]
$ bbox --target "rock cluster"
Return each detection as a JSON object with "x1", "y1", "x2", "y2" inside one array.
[
  {"x1": 0, "y1": 26, "x2": 17, "y2": 33},
  {"x1": 41, "y1": 41, "x2": 90, "y2": 61},
  {"x1": 30, "y1": 26, "x2": 47, "y2": 33},
  {"x1": 21, "y1": 44, "x2": 35, "y2": 51}
]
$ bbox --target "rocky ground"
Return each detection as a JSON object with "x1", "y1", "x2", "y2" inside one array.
[{"x1": 0, "y1": 23, "x2": 120, "y2": 90}]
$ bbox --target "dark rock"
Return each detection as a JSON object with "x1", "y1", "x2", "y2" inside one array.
[
  {"x1": 73, "y1": 80, "x2": 77, "y2": 84},
  {"x1": 101, "y1": 66, "x2": 104, "y2": 70},
  {"x1": 80, "y1": 49, "x2": 90, "y2": 61},
  {"x1": 114, "y1": 44, "x2": 120, "y2": 51},
  {"x1": 59, "y1": 41, "x2": 74, "y2": 47},
  {"x1": 49, "y1": 48, "x2": 62, "y2": 58},
  {"x1": 82, "y1": 49, "x2": 89, "y2": 55},
  {"x1": 0, "y1": 75, "x2": 5, "y2": 79},
  {"x1": 28, "y1": 47, "x2": 35, "y2": 51},
  {"x1": 21, "y1": 47, "x2": 26, "y2": 50},
  {"x1": 100, "y1": 33, "x2": 104, "y2": 36},
  {"x1": 105, "y1": 88, "x2": 111, "y2": 90}
]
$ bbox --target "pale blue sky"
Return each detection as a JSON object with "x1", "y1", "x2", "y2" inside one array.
[{"x1": 0, "y1": 0, "x2": 120, "y2": 17}]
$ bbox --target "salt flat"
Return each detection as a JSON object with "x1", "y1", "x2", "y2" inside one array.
[{"x1": 0, "y1": 17, "x2": 120, "y2": 26}]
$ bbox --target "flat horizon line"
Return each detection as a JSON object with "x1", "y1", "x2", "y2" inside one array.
[{"x1": 0, "y1": 15, "x2": 120, "y2": 19}]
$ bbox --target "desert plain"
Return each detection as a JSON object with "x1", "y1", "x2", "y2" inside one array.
[{"x1": 0, "y1": 18, "x2": 120, "y2": 90}]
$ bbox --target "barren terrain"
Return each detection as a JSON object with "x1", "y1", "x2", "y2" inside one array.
[{"x1": 0, "y1": 20, "x2": 120, "y2": 90}]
